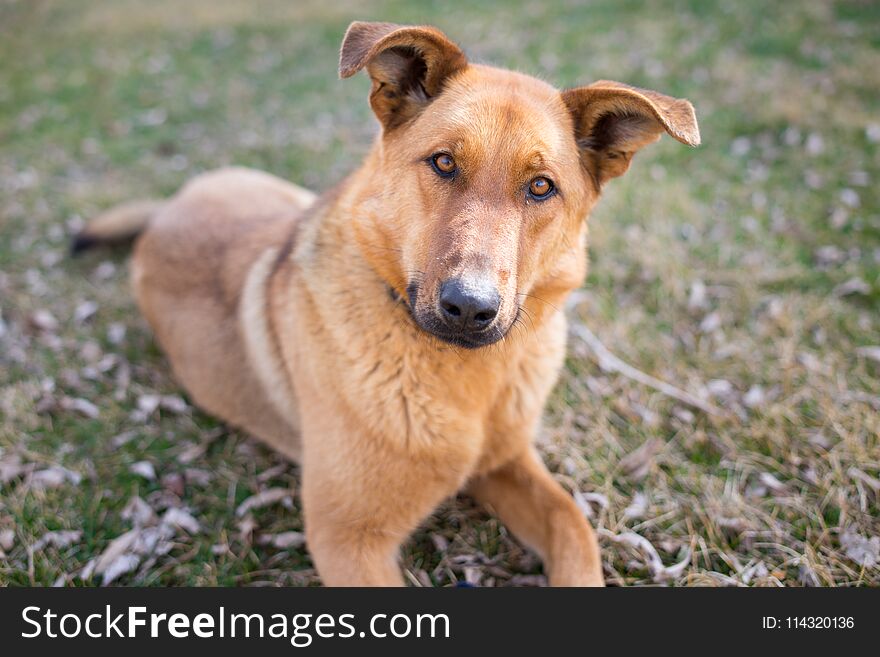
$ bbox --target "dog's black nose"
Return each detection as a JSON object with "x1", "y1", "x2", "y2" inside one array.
[{"x1": 438, "y1": 278, "x2": 500, "y2": 332}]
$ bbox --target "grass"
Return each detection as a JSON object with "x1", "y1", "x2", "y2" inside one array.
[{"x1": 1, "y1": 0, "x2": 878, "y2": 586}]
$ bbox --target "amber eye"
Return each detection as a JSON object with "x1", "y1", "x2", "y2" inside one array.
[
  {"x1": 431, "y1": 153, "x2": 457, "y2": 177},
  {"x1": 528, "y1": 176, "x2": 554, "y2": 199}
]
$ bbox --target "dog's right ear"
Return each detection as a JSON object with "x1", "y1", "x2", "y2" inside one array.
[{"x1": 339, "y1": 21, "x2": 467, "y2": 131}]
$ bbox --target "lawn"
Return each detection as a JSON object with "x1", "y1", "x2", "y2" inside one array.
[{"x1": 1, "y1": 0, "x2": 878, "y2": 586}]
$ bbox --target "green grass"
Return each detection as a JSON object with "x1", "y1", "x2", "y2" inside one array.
[{"x1": 1, "y1": 0, "x2": 878, "y2": 586}]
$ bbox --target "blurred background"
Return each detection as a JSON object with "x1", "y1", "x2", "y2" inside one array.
[{"x1": 0, "y1": 0, "x2": 878, "y2": 586}]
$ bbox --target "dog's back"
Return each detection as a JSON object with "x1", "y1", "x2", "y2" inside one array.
[{"x1": 129, "y1": 167, "x2": 314, "y2": 461}]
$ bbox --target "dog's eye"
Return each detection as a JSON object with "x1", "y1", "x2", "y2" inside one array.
[
  {"x1": 430, "y1": 153, "x2": 457, "y2": 177},
  {"x1": 528, "y1": 176, "x2": 555, "y2": 200}
]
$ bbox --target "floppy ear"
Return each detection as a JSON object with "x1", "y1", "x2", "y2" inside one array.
[
  {"x1": 339, "y1": 21, "x2": 468, "y2": 131},
  {"x1": 562, "y1": 80, "x2": 700, "y2": 186}
]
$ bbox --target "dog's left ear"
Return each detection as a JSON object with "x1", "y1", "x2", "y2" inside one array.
[
  {"x1": 339, "y1": 21, "x2": 468, "y2": 131},
  {"x1": 562, "y1": 80, "x2": 700, "y2": 186}
]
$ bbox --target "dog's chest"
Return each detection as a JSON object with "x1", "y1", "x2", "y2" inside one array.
[
  {"x1": 337, "y1": 314, "x2": 567, "y2": 471},
  {"x1": 288, "y1": 268, "x2": 568, "y2": 474},
  {"x1": 352, "y1": 339, "x2": 504, "y2": 454}
]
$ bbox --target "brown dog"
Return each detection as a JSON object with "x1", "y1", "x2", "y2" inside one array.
[{"x1": 75, "y1": 21, "x2": 699, "y2": 586}]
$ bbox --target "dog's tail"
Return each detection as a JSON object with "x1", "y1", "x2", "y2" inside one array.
[{"x1": 71, "y1": 199, "x2": 165, "y2": 255}]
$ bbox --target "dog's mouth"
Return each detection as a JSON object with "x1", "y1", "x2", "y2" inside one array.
[
  {"x1": 423, "y1": 323, "x2": 510, "y2": 349},
  {"x1": 392, "y1": 282, "x2": 512, "y2": 349}
]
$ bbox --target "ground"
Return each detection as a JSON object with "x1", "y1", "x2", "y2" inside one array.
[{"x1": 1, "y1": 0, "x2": 878, "y2": 586}]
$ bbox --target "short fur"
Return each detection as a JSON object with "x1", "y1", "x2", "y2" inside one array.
[{"x1": 75, "y1": 22, "x2": 699, "y2": 586}]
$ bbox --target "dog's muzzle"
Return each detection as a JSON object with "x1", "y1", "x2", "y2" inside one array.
[{"x1": 405, "y1": 278, "x2": 511, "y2": 349}]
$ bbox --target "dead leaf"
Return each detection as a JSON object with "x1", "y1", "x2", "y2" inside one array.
[
  {"x1": 73, "y1": 300, "x2": 98, "y2": 324},
  {"x1": 235, "y1": 488, "x2": 294, "y2": 517},
  {"x1": 840, "y1": 530, "x2": 879, "y2": 568},
  {"x1": 237, "y1": 515, "x2": 257, "y2": 543},
  {"x1": 0, "y1": 528, "x2": 15, "y2": 551},
  {"x1": 0, "y1": 453, "x2": 30, "y2": 483},
  {"x1": 759, "y1": 472, "x2": 787, "y2": 493},
  {"x1": 93, "y1": 529, "x2": 140, "y2": 574},
  {"x1": 688, "y1": 279, "x2": 708, "y2": 310},
  {"x1": 856, "y1": 346, "x2": 880, "y2": 364},
  {"x1": 100, "y1": 554, "x2": 141, "y2": 586},
  {"x1": 805, "y1": 132, "x2": 824, "y2": 156},
  {"x1": 93, "y1": 261, "x2": 117, "y2": 281},
  {"x1": 797, "y1": 352, "x2": 830, "y2": 375},
  {"x1": 138, "y1": 394, "x2": 161, "y2": 413},
  {"x1": 131, "y1": 394, "x2": 161, "y2": 421},
  {"x1": 833, "y1": 277, "x2": 870, "y2": 297},
  {"x1": 430, "y1": 533, "x2": 449, "y2": 552},
  {"x1": 129, "y1": 461, "x2": 156, "y2": 481},
  {"x1": 178, "y1": 442, "x2": 206, "y2": 464},
  {"x1": 161, "y1": 472, "x2": 185, "y2": 496},
  {"x1": 160, "y1": 395, "x2": 189, "y2": 414},
  {"x1": 107, "y1": 322, "x2": 126, "y2": 345},
  {"x1": 798, "y1": 562, "x2": 820, "y2": 587},
  {"x1": 705, "y1": 379, "x2": 734, "y2": 398},
  {"x1": 27, "y1": 466, "x2": 82, "y2": 490},
  {"x1": 619, "y1": 439, "x2": 662, "y2": 481},
  {"x1": 29, "y1": 309, "x2": 58, "y2": 332},
  {"x1": 699, "y1": 311, "x2": 722, "y2": 334},
  {"x1": 268, "y1": 531, "x2": 305, "y2": 549},
  {"x1": 848, "y1": 467, "x2": 880, "y2": 492},
  {"x1": 743, "y1": 385, "x2": 766, "y2": 409},
  {"x1": 673, "y1": 407, "x2": 696, "y2": 424},
  {"x1": 110, "y1": 430, "x2": 138, "y2": 447},
  {"x1": 177, "y1": 429, "x2": 224, "y2": 464},
  {"x1": 814, "y1": 245, "x2": 845, "y2": 267},
  {"x1": 32, "y1": 529, "x2": 82, "y2": 551},
  {"x1": 600, "y1": 528, "x2": 691, "y2": 583},
  {"x1": 463, "y1": 566, "x2": 482, "y2": 586},
  {"x1": 840, "y1": 188, "x2": 860, "y2": 208},
  {"x1": 714, "y1": 515, "x2": 750, "y2": 533},
  {"x1": 92, "y1": 520, "x2": 178, "y2": 586},
  {"x1": 121, "y1": 496, "x2": 156, "y2": 527},
  {"x1": 739, "y1": 561, "x2": 769, "y2": 585},
  {"x1": 78, "y1": 340, "x2": 103, "y2": 363},
  {"x1": 183, "y1": 468, "x2": 212, "y2": 486},
  {"x1": 623, "y1": 492, "x2": 648, "y2": 520},
  {"x1": 256, "y1": 463, "x2": 289, "y2": 483},
  {"x1": 162, "y1": 508, "x2": 200, "y2": 534},
  {"x1": 79, "y1": 558, "x2": 97, "y2": 581},
  {"x1": 59, "y1": 396, "x2": 100, "y2": 419},
  {"x1": 574, "y1": 490, "x2": 609, "y2": 520}
]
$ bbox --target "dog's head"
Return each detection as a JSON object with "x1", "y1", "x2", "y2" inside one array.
[{"x1": 340, "y1": 22, "x2": 699, "y2": 349}]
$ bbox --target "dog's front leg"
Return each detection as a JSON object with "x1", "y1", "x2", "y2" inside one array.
[
  {"x1": 304, "y1": 510, "x2": 405, "y2": 587},
  {"x1": 301, "y1": 435, "x2": 465, "y2": 587},
  {"x1": 468, "y1": 448, "x2": 604, "y2": 586}
]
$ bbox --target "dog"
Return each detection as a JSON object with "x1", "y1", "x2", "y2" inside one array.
[{"x1": 74, "y1": 21, "x2": 699, "y2": 586}]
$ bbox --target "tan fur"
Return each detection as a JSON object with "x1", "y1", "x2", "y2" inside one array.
[
  {"x1": 73, "y1": 199, "x2": 166, "y2": 251},
  {"x1": 79, "y1": 23, "x2": 699, "y2": 586},
  {"x1": 239, "y1": 247, "x2": 302, "y2": 460}
]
